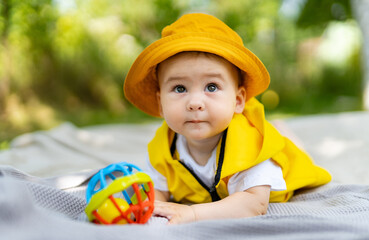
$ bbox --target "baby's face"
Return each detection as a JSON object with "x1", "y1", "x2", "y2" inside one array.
[{"x1": 156, "y1": 52, "x2": 246, "y2": 142}]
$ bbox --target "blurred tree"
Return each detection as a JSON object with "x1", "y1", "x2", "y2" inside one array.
[
  {"x1": 0, "y1": 0, "x2": 60, "y2": 140},
  {"x1": 351, "y1": 0, "x2": 369, "y2": 110},
  {"x1": 278, "y1": 0, "x2": 363, "y2": 114},
  {"x1": 0, "y1": 0, "x2": 11, "y2": 113},
  {"x1": 297, "y1": 0, "x2": 352, "y2": 28},
  {"x1": 210, "y1": 0, "x2": 280, "y2": 43}
]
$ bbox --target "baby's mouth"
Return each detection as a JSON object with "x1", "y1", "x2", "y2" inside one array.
[{"x1": 186, "y1": 120, "x2": 204, "y2": 124}]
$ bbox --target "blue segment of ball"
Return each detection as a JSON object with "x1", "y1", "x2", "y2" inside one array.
[{"x1": 86, "y1": 162, "x2": 142, "y2": 203}]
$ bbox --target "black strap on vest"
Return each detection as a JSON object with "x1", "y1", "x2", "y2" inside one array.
[{"x1": 170, "y1": 129, "x2": 228, "y2": 202}]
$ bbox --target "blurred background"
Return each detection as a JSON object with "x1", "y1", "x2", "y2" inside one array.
[{"x1": 0, "y1": 0, "x2": 367, "y2": 146}]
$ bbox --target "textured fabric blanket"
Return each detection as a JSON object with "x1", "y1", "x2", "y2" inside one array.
[
  {"x1": 1, "y1": 111, "x2": 369, "y2": 239},
  {"x1": 1, "y1": 166, "x2": 369, "y2": 240}
]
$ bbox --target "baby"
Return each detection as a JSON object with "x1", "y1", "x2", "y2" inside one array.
[{"x1": 123, "y1": 13, "x2": 331, "y2": 224}]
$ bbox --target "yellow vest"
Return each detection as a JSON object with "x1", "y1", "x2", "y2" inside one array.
[{"x1": 148, "y1": 98, "x2": 331, "y2": 203}]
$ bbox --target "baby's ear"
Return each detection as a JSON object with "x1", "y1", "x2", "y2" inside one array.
[
  {"x1": 156, "y1": 91, "x2": 164, "y2": 117},
  {"x1": 235, "y1": 87, "x2": 246, "y2": 114}
]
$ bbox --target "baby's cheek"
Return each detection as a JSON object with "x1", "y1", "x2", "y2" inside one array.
[
  {"x1": 162, "y1": 107, "x2": 184, "y2": 127},
  {"x1": 209, "y1": 107, "x2": 234, "y2": 127}
]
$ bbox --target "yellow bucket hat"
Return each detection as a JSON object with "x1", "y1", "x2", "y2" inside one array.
[{"x1": 123, "y1": 13, "x2": 270, "y2": 117}]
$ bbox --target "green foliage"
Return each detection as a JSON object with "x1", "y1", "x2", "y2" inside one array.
[
  {"x1": 0, "y1": 0, "x2": 365, "y2": 142},
  {"x1": 153, "y1": 0, "x2": 182, "y2": 34},
  {"x1": 210, "y1": 0, "x2": 281, "y2": 43},
  {"x1": 0, "y1": 141, "x2": 9, "y2": 150},
  {"x1": 297, "y1": 0, "x2": 352, "y2": 28}
]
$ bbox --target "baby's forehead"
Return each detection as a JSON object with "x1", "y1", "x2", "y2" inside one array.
[{"x1": 157, "y1": 51, "x2": 242, "y2": 84}]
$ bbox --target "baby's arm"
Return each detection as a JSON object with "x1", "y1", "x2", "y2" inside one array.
[
  {"x1": 154, "y1": 189, "x2": 170, "y2": 202},
  {"x1": 153, "y1": 185, "x2": 271, "y2": 224}
]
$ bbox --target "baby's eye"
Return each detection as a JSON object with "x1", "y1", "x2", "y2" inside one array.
[
  {"x1": 205, "y1": 83, "x2": 218, "y2": 92},
  {"x1": 174, "y1": 85, "x2": 186, "y2": 93}
]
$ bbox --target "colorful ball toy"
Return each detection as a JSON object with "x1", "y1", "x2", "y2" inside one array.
[{"x1": 85, "y1": 162, "x2": 155, "y2": 224}]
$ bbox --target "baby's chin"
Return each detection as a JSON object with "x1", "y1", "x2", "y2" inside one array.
[{"x1": 181, "y1": 130, "x2": 224, "y2": 143}]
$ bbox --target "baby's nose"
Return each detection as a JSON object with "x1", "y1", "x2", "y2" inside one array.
[
  {"x1": 188, "y1": 103, "x2": 204, "y2": 111},
  {"x1": 187, "y1": 95, "x2": 205, "y2": 111}
]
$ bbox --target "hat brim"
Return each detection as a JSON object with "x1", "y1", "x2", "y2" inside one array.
[{"x1": 124, "y1": 32, "x2": 270, "y2": 117}]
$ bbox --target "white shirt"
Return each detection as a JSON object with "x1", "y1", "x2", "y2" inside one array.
[{"x1": 145, "y1": 134, "x2": 286, "y2": 194}]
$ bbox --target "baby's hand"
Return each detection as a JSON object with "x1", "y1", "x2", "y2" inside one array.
[{"x1": 153, "y1": 200, "x2": 196, "y2": 224}]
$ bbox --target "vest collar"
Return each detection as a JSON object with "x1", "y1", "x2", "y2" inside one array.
[{"x1": 170, "y1": 130, "x2": 228, "y2": 201}]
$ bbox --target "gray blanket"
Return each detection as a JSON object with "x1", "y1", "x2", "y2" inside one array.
[
  {"x1": 1, "y1": 166, "x2": 369, "y2": 240},
  {"x1": 1, "y1": 111, "x2": 369, "y2": 239}
]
